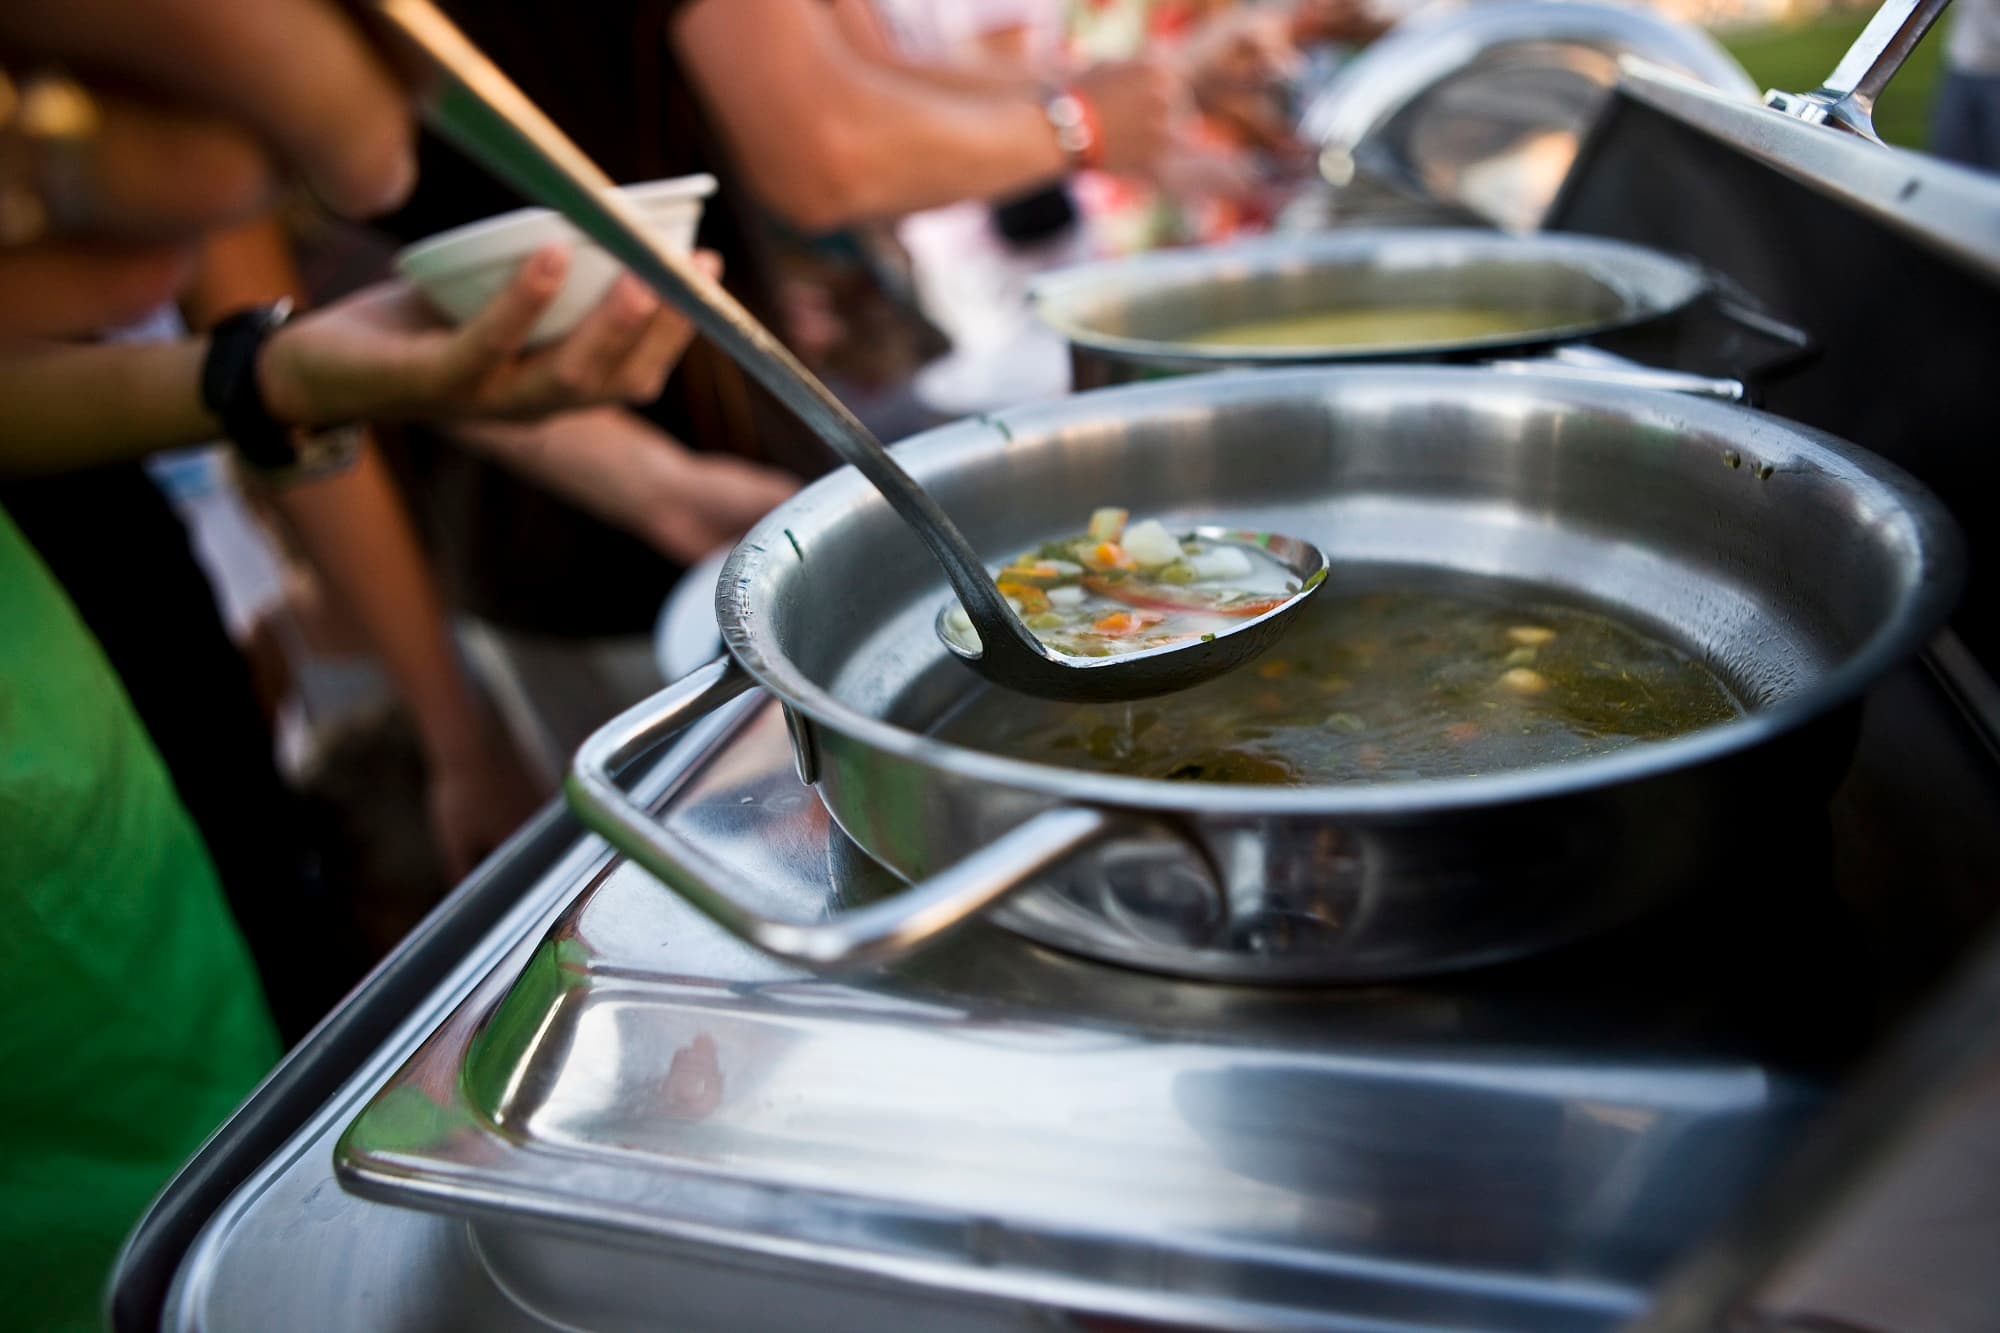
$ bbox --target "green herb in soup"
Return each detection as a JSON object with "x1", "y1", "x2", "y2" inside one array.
[
  {"x1": 943, "y1": 506, "x2": 1301, "y2": 659},
  {"x1": 1188, "y1": 305, "x2": 1569, "y2": 351},
  {"x1": 932, "y1": 583, "x2": 1741, "y2": 785}
]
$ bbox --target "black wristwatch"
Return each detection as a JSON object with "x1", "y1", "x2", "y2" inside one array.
[{"x1": 200, "y1": 300, "x2": 361, "y2": 482}]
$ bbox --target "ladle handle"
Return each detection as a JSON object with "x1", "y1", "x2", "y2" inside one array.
[
  {"x1": 369, "y1": 0, "x2": 1027, "y2": 648},
  {"x1": 566, "y1": 657, "x2": 1121, "y2": 970}
]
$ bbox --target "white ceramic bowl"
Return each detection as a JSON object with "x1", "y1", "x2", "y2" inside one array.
[{"x1": 395, "y1": 174, "x2": 716, "y2": 347}]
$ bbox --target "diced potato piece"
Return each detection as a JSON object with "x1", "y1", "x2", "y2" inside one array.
[
  {"x1": 1188, "y1": 546, "x2": 1254, "y2": 581},
  {"x1": 1087, "y1": 507, "x2": 1129, "y2": 542},
  {"x1": 1048, "y1": 585, "x2": 1085, "y2": 607},
  {"x1": 1122, "y1": 519, "x2": 1182, "y2": 568},
  {"x1": 1507, "y1": 626, "x2": 1556, "y2": 646},
  {"x1": 1497, "y1": 667, "x2": 1548, "y2": 695}
]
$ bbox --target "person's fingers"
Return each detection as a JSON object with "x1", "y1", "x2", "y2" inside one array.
[
  {"x1": 0, "y1": 0, "x2": 416, "y2": 218},
  {"x1": 4, "y1": 89, "x2": 278, "y2": 242},
  {"x1": 518, "y1": 273, "x2": 658, "y2": 409},
  {"x1": 434, "y1": 245, "x2": 567, "y2": 388},
  {"x1": 0, "y1": 238, "x2": 195, "y2": 337},
  {"x1": 609, "y1": 306, "x2": 696, "y2": 404},
  {"x1": 609, "y1": 250, "x2": 719, "y2": 402}
]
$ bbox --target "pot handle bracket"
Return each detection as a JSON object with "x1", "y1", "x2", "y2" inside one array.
[
  {"x1": 567, "y1": 656, "x2": 1129, "y2": 971},
  {"x1": 1763, "y1": 0, "x2": 1953, "y2": 142}
]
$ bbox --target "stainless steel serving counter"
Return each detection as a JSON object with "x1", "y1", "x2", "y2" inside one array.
[{"x1": 113, "y1": 645, "x2": 2000, "y2": 1332}]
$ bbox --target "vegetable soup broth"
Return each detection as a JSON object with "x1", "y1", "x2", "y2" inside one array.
[{"x1": 932, "y1": 578, "x2": 1743, "y2": 785}]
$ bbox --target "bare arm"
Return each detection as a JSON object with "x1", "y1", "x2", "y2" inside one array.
[
  {"x1": 448, "y1": 406, "x2": 798, "y2": 566},
  {"x1": 673, "y1": 0, "x2": 1069, "y2": 230},
  {"x1": 187, "y1": 218, "x2": 539, "y2": 873},
  {"x1": 0, "y1": 337, "x2": 217, "y2": 471}
]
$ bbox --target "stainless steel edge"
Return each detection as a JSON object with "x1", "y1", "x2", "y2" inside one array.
[
  {"x1": 567, "y1": 657, "x2": 1131, "y2": 969},
  {"x1": 108, "y1": 803, "x2": 578, "y2": 1332},
  {"x1": 1485, "y1": 349, "x2": 1746, "y2": 400},
  {"x1": 1610, "y1": 58, "x2": 2000, "y2": 287},
  {"x1": 118, "y1": 689, "x2": 768, "y2": 1333},
  {"x1": 1626, "y1": 914, "x2": 2000, "y2": 1331}
]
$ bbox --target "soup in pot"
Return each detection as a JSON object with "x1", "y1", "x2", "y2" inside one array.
[
  {"x1": 932, "y1": 578, "x2": 1741, "y2": 785},
  {"x1": 1185, "y1": 305, "x2": 1572, "y2": 351}
]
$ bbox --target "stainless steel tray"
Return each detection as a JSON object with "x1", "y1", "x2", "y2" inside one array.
[{"x1": 336, "y1": 697, "x2": 1843, "y2": 1332}]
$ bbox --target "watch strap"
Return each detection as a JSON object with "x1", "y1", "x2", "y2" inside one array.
[{"x1": 200, "y1": 299, "x2": 299, "y2": 473}]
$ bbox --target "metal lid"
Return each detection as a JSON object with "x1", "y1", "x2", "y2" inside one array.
[{"x1": 1302, "y1": 0, "x2": 1757, "y2": 232}]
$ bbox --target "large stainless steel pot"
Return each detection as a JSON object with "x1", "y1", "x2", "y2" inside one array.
[
  {"x1": 568, "y1": 368, "x2": 1959, "y2": 983},
  {"x1": 1034, "y1": 229, "x2": 1804, "y2": 391}
]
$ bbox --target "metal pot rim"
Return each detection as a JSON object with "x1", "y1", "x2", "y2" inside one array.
[
  {"x1": 1027, "y1": 229, "x2": 1712, "y2": 366},
  {"x1": 717, "y1": 366, "x2": 1962, "y2": 818}
]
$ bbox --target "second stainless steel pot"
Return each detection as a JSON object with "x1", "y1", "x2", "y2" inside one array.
[
  {"x1": 1032, "y1": 229, "x2": 1801, "y2": 391},
  {"x1": 569, "y1": 368, "x2": 1959, "y2": 983}
]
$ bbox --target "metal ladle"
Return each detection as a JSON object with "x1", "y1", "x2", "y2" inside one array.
[{"x1": 371, "y1": 0, "x2": 1325, "y2": 702}]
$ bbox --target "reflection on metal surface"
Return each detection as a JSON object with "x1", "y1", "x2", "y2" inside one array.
[
  {"x1": 340, "y1": 699, "x2": 1848, "y2": 1332},
  {"x1": 149, "y1": 645, "x2": 2000, "y2": 1332},
  {"x1": 1301, "y1": 0, "x2": 1756, "y2": 230}
]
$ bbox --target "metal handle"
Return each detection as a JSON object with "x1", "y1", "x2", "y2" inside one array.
[
  {"x1": 1485, "y1": 347, "x2": 1747, "y2": 400},
  {"x1": 1764, "y1": 0, "x2": 1952, "y2": 140},
  {"x1": 370, "y1": 0, "x2": 1045, "y2": 676},
  {"x1": 565, "y1": 657, "x2": 1122, "y2": 970}
]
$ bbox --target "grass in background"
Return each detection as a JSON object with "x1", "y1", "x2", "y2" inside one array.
[{"x1": 1720, "y1": 11, "x2": 1945, "y2": 149}]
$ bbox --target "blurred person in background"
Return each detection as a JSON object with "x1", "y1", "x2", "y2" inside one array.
[
  {"x1": 0, "y1": 242, "x2": 714, "y2": 1328},
  {"x1": 373, "y1": 0, "x2": 1212, "y2": 781},
  {"x1": 0, "y1": 211, "x2": 575, "y2": 1038},
  {"x1": 1068, "y1": 0, "x2": 1389, "y2": 251},
  {"x1": 1933, "y1": 0, "x2": 2000, "y2": 170},
  {"x1": 0, "y1": 0, "x2": 420, "y2": 336},
  {"x1": 862, "y1": 0, "x2": 1386, "y2": 419},
  {"x1": 0, "y1": 4, "x2": 735, "y2": 1316}
]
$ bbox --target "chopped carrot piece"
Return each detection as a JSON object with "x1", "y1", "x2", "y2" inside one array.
[
  {"x1": 1444, "y1": 722, "x2": 1482, "y2": 743},
  {"x1": 996, "y1": 578, "x2": 1048, "y2": 613},
  {"x1": 1092, "y1": 609, "x2": 1162, "y2": 635},
  {"x1": 1085, "y1": 541, "x2": 1135, "y2": 571}
]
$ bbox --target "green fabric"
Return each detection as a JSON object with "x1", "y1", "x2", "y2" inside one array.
[{"x1": 0, "y1": 507, "x2": 279, "y2": 1332}]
